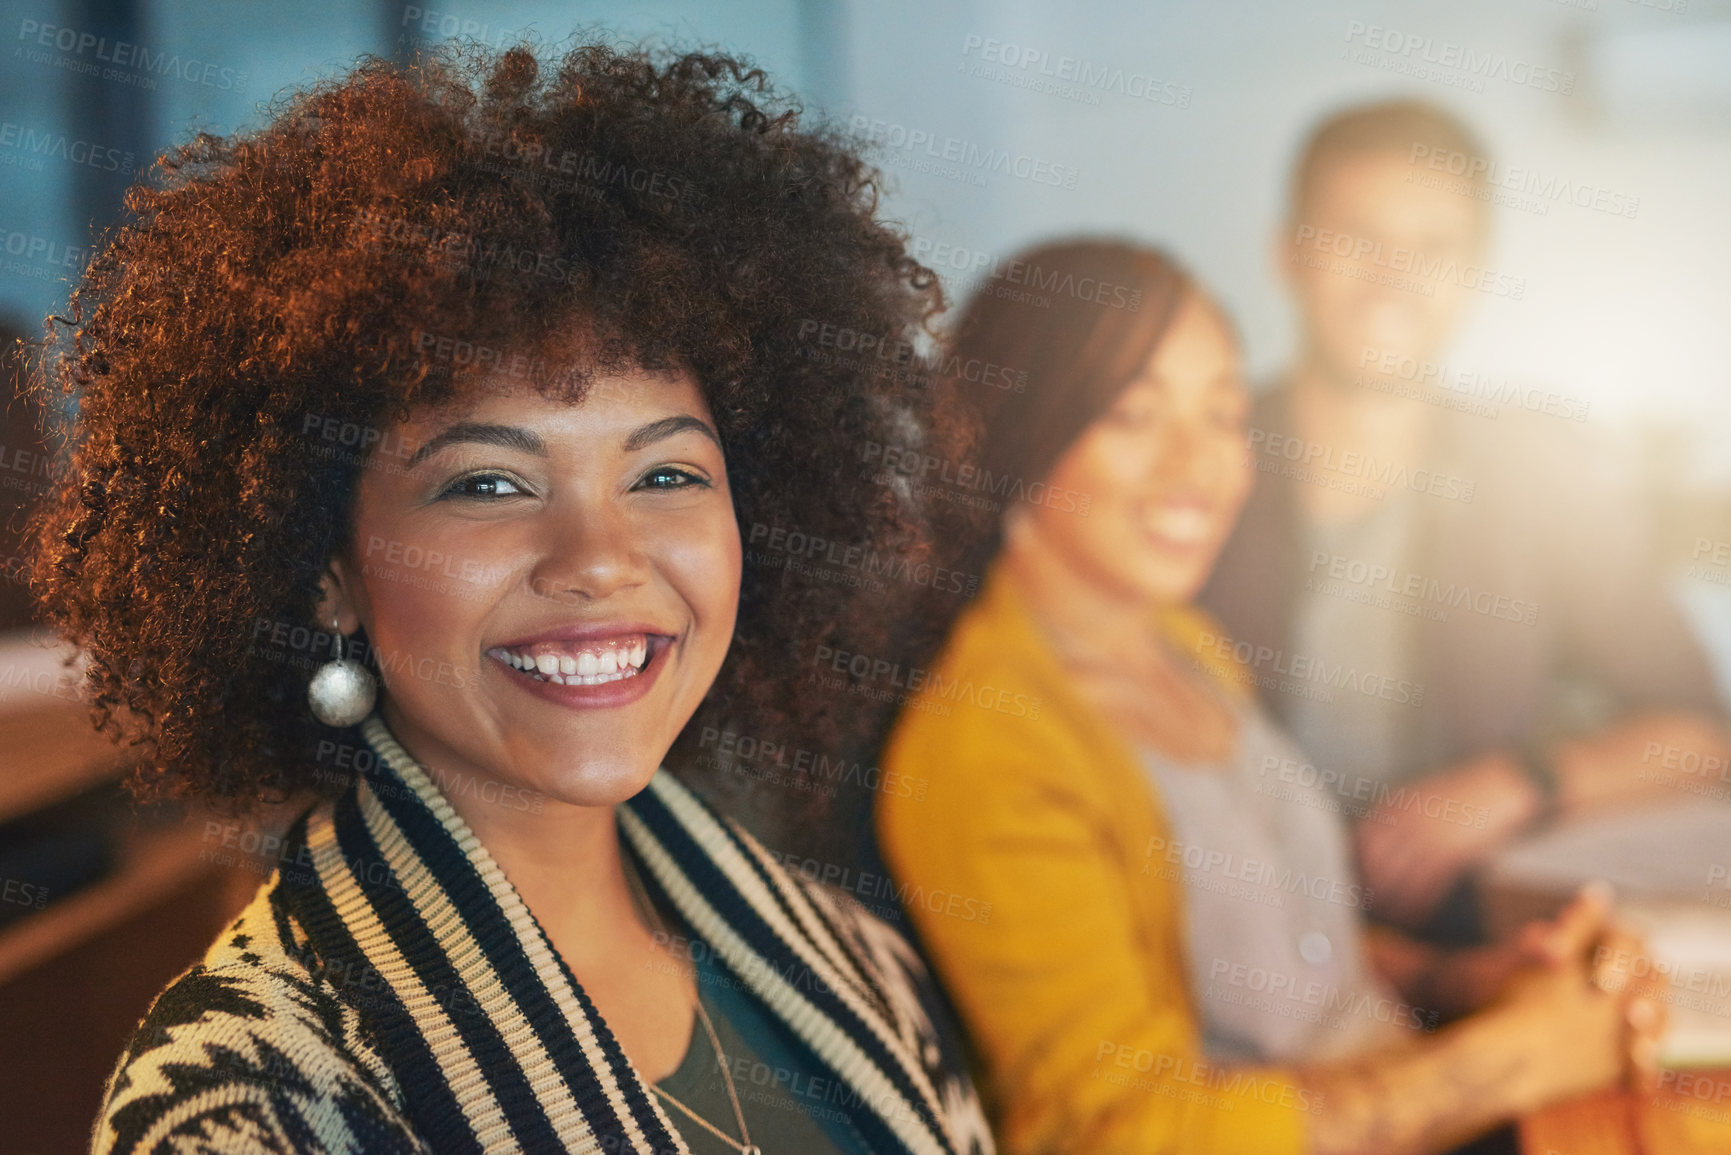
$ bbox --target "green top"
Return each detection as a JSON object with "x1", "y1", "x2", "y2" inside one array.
[{"x1": 648, "y1": 897, "x2": 877, "y2": 1155}]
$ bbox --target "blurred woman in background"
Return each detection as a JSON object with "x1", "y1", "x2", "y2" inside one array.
[{"x1": 876, "y1": 239, "x2": 1661, "y2": 1155}]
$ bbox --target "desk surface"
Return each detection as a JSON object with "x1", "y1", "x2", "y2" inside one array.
[{"x1": 1521, "y1": 1070, "x2": 1731, "y2": 1154}]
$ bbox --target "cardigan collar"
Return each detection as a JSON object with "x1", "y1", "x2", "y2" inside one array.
[
  {"x1": 973, "y1": 553, "x2": 1248, "y2": 702},
  {"x1": 277, "y1": 711, "x2": 961, "y2": 1155}
]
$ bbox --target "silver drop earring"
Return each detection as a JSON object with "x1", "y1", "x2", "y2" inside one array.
[{"x1": 307, "y1": 614, "x2": 377, "y2": 726}]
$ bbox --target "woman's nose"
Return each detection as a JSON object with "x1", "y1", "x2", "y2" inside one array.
[
  {"x1": 525, "y1": 499, "x2": 650, "y2": 605},
  {"x1": 1152, "y1": 419, "x2": 1204, "y2": 475},
  {"x1": 1151, "y1": 419, "x2": 1234, "y2": 491}
]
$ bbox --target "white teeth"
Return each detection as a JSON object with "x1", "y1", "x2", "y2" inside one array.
[
  {"x1": 1148, "y1": 507, "x2": 1212, "y2": 544},
  {"x1": 488, "y1": 635, "x2": 654, "y2": 686}
]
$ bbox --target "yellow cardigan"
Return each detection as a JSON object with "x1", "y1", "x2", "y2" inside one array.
[{"x1": 877, "y1": 561, "x2": 1313, "y2": 1155}]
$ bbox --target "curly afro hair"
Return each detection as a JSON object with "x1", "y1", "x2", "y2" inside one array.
[{"x1": 25, "y1": 39, "x2": 963, "y2": 816}]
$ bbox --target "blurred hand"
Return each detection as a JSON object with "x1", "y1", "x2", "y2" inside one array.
[
  {"x1": 1588, "y1": 923, "x2": 1670, "y2": 1094},
  {"x1": 1356, "y1": 754, "x2": 1541, "y2": 926},
  {"x1": 1435, "y1": 885, "x2": 1615, "y2": 1011},
  {"x1": 1487, "y1": 888, "x2": 1658, "y2": 1110}
]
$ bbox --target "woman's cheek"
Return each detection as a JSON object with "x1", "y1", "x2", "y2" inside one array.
[
  {"x1": 1227, "y1": 443, "x2": 1256, "y2": 505},
  {"x1": 656, "y1": 510, "x2": 742, "y2": 667}
]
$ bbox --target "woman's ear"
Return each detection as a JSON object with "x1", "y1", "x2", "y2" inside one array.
[{"x1": 315, "y1": 556, "x2": 363, "y2": 634}]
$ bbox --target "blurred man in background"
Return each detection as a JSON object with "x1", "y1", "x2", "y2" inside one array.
[{"x1": 1201, "y1": 99, "x2": 1730, "y2": 943}]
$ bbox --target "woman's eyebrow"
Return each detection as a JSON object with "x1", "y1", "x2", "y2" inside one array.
[
  {"x1": 407, "y1": 422, "x2": 546, "y2": 467},
  {"x1": 622, "y1": 414, "x2": 721, "y2": 452},
  {"x1": 406, "y1": 414, "x2": 720, "y2": 467}
]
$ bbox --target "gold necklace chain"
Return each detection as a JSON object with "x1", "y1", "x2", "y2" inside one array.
[{"x1": 621, "y1": 854, "x2": 761, "y2": 1155}]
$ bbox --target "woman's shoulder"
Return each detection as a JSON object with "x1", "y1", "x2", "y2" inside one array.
[
  {"x1": 882, "y1": 568, "x2": 1138, "y2": 818},
  {"x1": 91, "y1": 873, "x2": 421, "y2": 1155},
  {"x1": 777, "y1": 866, "x2": 998, "y2": 1155},
  {"x1": 887, "y1": 578, "x2": 1061, "y2": 760}
]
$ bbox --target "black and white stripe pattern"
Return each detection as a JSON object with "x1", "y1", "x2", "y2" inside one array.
[{"x1": 93, "y1": 712, "x2": 993, "y2": 1154}]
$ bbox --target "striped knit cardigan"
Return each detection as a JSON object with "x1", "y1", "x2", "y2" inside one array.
[{"x1": 92, "y1": 713, "x2": 996, "y2": 1154}]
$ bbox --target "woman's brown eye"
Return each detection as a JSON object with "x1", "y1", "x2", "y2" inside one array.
[
  {"x1": 637, "y1": 466, "x2": 709, "y2": 491},
  {"x1": 441, "y1": 472, "x2": 524, "y2": 499}
]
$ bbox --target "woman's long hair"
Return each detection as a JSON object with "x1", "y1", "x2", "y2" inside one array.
[
  {"x1": 953, "y1": 238, "x2": 1193, "y2": 575},
  {"x1": 902, "y1": 238, "x2": 1246, "y2": 694}
]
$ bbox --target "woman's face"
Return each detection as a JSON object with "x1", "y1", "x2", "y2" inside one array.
[
  {"x1": 1010, "y1": 291, "x2": 1253, "y2": 607},
  {"x1": 325, "y1": 366, "x2": 741, "y2": 809}
]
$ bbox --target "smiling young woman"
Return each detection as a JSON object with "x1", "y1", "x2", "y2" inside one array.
[
  {"x1": 875, "y1": 240, "x2": 1662, "y2": 1155},
  {"x1": 27, "y1": 40, "x2": 993, "y2": 1155}
]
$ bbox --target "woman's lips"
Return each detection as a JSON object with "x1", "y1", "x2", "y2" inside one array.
[
  {"x1": 487, "y1": 634, "x2": 649, "y2": 684},
  {"x1": 1142, "y1": 504, "x2": 1217, "y2": 548},
  {"x1": 484, "y1": 634, "x2": 673, "y2": 708}
]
